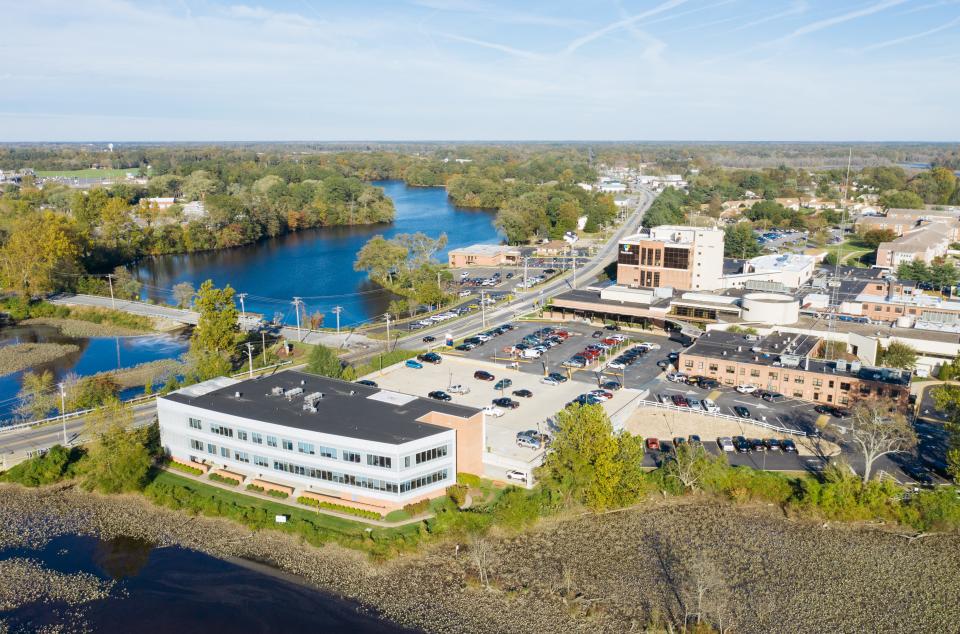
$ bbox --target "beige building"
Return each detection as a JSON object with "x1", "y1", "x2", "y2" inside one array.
[
  {"x1": 617, "y1": 226, "x2": 724, "y2": 291},
  {"x1": 448, "y1": 244, "x2": 521, "y2": 268}
]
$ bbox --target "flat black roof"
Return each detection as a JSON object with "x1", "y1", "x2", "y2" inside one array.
[{"x1": 162, "y1": 371, "x2": 479, "y2": 445}]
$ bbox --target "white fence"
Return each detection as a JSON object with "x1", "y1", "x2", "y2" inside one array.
[{"x1": 637, "y1": 399, "x2": 811, "y2": 437}]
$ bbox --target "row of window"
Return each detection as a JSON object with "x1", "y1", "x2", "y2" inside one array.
[
  {"x1": 185, "y1": 418, "x2": 446, "y2": 470},
  {"x1": 272, "y1": 458, "x2": 449, "y2": 495}
]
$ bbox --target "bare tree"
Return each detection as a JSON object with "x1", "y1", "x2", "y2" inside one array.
[
  {"x1": 172, "y1": 281, "x2": 196, "y2": 308},
  {"x1": 842, "y1": 399, "x2": 916, "y2": 483},
  {"x1": 468, "y1": 532, "x2": 493, "y2": 589},
  {"x1": 664, "y1": 444, "x2": 714, "y2": 491}
]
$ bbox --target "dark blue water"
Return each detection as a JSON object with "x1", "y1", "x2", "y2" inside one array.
[
  {"x1": 0, "y1": 534, "x2": 416, "y2": 633},
  {"x1": 0, "y1": 324, "x2": 188, "y2": 421},
  {"x1": 131, "y1": 181, "x2": 501, "y2": 326}
]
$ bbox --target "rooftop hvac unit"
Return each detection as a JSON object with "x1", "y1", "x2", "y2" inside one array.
[
  {"x1": 270, "y1": 386, "x2": 284, "y2": 396},
  {"x1": 780, "y1": 354, "x2": 801, "y2": 368},
  {"x1": 850, "y1": 360, "x2": 862, "y2": 373},
  {"x1": 284, "y1": 387, "x2": 304, "y2": 399},
  {"x1": 834, "y1": 360, "x2": 848, "y2": 372}
]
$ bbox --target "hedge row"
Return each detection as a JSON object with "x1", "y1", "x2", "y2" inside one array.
[
  {"x1": 167, "y1": 461, "x2": 203, "y2": 476},
  {"x1": 209, "y1": 473, "x2": 240, "y2": 486},
  {"x1": 297, "y1": 496, "x2": 382, "y2": 520}
]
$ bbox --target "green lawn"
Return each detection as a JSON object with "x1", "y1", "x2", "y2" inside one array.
[
  {"x1": 36, "y1": 168, "x2": 138, "y2": 179},
  {"x1": 151, "y1": 470, "x2": 377, "y2": 534}
]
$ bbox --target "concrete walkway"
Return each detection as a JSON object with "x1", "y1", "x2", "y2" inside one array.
[{"x1": 161, "y1": 466, "x2": 432, "y2": 529}]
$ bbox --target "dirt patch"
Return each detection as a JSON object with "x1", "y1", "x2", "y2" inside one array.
[
  {"x1": 625, "y1": 407, "x2": 840, "y2": 456},
  {"x1": 0, "y1": 343, "x2": 80, "y2": 376},
  {"x1": 23, "y1": 317, "x2": 148, "y2": 337}
]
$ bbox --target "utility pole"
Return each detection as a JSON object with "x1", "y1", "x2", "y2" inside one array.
[
  {"x1": 480, "y1": 290, "x2": 486, "y2": 328},
  {"x1": 292, "y1": 297, "x2": 303, "y2": 342},
  {"x1": 246, "y1": 342, "x2": 254, "y2": 378},
  {"x1": 237, "y1": 292, "x2": 247, "y2": 319},
  {"x1": 572, "y1": 249, "x2": 578, "y2": 287},
  {"x1": 384, "y1": 313, "x2": 391, "y2": 353},
  {"x1": 59, "y1": 382, "x2": 67, "y2": 445},
  {"x1": 106, "y1": 273, "x2": 116, "y2": 309},
  {"x1": 332, "y1": 306, "x2": 342, "y2": 335},
  {"x1": 523, "y1": 256, "x2": 528, "y2": 291},
  {"x1": 261, "y1": 330, "x2": 267, "y2": 364}
]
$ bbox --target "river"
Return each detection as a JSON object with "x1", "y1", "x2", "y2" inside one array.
[
  {"x1": 0, "y1": 533, "x2": 417, "y2": 633},
  {"x1": 131, "y1": 180, "x2": 501, "y2": 326}
]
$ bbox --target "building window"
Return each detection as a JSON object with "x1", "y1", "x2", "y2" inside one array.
[
  {"x1": 220, "y1": 446, "x2": 230, "y2": 458},
  {"x1": 207, "y1": 443, "x2": 216, "y2": 454},
  {"x1": 282, "y1": 439, "x2": 294, "y2": 451},
  {"x1": 254, "y1": 455, "x2": 268, "y2": 467},
  {"x1": 210, "y1": 424, "x2": 233, "y2": 438},
  {"x1": 840, "y1": 396, "x2": 849, "y2": 405},
  {"x1": 860, "y1": 386, "x2": 872, "y2": 396},
  {"x1": 400, "y1": 469, "x2": 449, "y2": 493},
  {"x1": 189, "y1": 418, "x2": 202, "y2": 430},
  {"x1": 343, "y1": 451, "x2": 361, "y2": 463},
  {"x1": 793, "y1": 391, "x2": 803, "y2": 398},
  {"x1": 662, "y1": 247, "x2": 690, "y2": 270},
  {"x1": 234, "y1": 451, "x2": 250, "y2": 463},
  {"x1": 726, "y1": 366, "x2": 735, "y2": 374},
  {"x1": 319, "y1": 446, "x2": 337, "y2": 459},
  {"x1": 685, "y1": 360, "x2": 694, "y2": 369},
  {"x1": 840, "y1": 382, "x2": 851, "y2": 391},
  {"x1": 794, "y1": 377, "x2": 804, "y2": 384},
  {"x1": 750, "y1": 369, "x2": 760, "y2": 377},
  {"x1": 618, "y1": 244, "x2": 639, "y2": 266},
  {"x1": 709, "y1": 364, "x2": 718, "y2": 372},
  {"x1": 367, "y1": 454, "x2": 392, "y2": 468},
  {"x1": 768, "y1": 373, "x2": 778, "y2": 381},
  {"x1": 252, "y1": 433, "x2": 263, "y2": 445},
  {"x1": 237, "y1": 430, "x2": 248, "y2": 442},
  {"x1": 416, "y1": 445, "x2": 449, "y2": 465},
  {"x1": 190, "y1": 439, "x2": 203, "y2": 451},
  {"x1": 404, "y1": 456, "x2": 411, "y2": 468},
  {"x1": 813, "y1": 379, "x2": 822, "y2": 387},
  {"x1": 267, "y1": 436, "x2": 278, "y2": 448},
  {"x1": 828, "y1": 380, "x2": 835, "y2": 389},
  {"x1": 297, "y1": 442, "x2": 315, "y2": 455}
]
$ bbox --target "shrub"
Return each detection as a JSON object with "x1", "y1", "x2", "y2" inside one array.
[
  {"x1": 209, "y1": 472, "x2": 240, "y2": 486},
  {"x1": 246, "y1": 483, "x2": 265, "y2": 493},
  {"x1": 0, "y1": 445, "x2": 84, "y2": 486},
  {"x1": 447, "y1": 483, "x2": 469, "y2": 507},
  {"x1": 167, "y1": 460, "x2": 203, "y2": 476},
  {"x1": 402, "y1": 499, "x2": 432, "y2": 517},
  {"x1": 297, "y1": 496, "x2": 382, "y2": 520},
  {"x1": 456, "y1": 472, "x2": 482, "y2": 488},
  {"x1": 266, "y1": 489, "x2": 289, "y2": 499}
]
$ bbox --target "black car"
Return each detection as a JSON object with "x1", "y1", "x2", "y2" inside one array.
[
  {"x1": 733, "y1": 436, "x2": 750, "y2": 453},
  {"x1": 428, "y1": 390, "x2": 452, "y2": 401},
  {"x1": 605, "y1": 324, "x2": 620, "y2": 331},
  {"x1": 592, "y1": 330, "x2": 604, "y2": 338},
  {"x1": 547, "y1": 372, "x2": 568, "y2": 383},
  {"x1": 781, "y1": 439, "x2": 797, "y2": 453},
  {"x1": 474, "y1": 370, "x2": 495, "y2": 381},
  {"x1": 356, "y1": 379, "x2": 378, "y2": 387},
  {"x1": 750, "y1": 438, "x2": 766, "y2": 452},
  {"x1": 698, "y1": 378, "x2": 719, "y2": 389},
  {"x1": 492, "y1": 397, "x2": 520, "y2": 409},
  {"x1": 512, "y1": 389, "x2": 533, "y2": 398},
  {"x1": 417, "y1": 352, "x2": 442, "y2": 364},
  {"x1": 464, "y1": 337, "x2": 484, "y2": 346},
  {"x1": 733, "y1": 405, "x2": 751, "y2": 418},
  {"x1": 764, "y1": 438, "x2": 782, "y2": 451},
  {"x1": 455, "y1": 343, "x2": 476, "y2": 351},
  {"x1": 422, "y1": 335, "x2": 436, "y2": 343},
  {"x1": 494, "y1": 378, "x2": 513, "y2": 390},
  {"x1": 601, "y1": 380, "x2": 622, "y2": 391}
]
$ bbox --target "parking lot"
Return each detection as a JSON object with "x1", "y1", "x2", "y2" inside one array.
[
  {"x1": 449, "y1": 265, "x2": 561, "y2": 295},
  {"x1": 364, "y1": 353, "x2": 643, "y2": 473}
]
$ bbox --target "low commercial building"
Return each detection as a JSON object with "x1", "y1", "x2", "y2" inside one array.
[
  {"x1": 142, "y1": 196, "x2": 177, "y2": 210},
  {"x1": 617, "y1": 226, "x2": 725, "y2": 291},
  {"x1": 158, "y1": 372, "x2": 484, "y2": 513},
  {"x1": 447, "y1": 244, "x2": 521, "y2": 267},
  {"x1": 679, "y1": 330, "x2": 911, "y2": 408},
  {"x1": 875, "y1": 224, "x2": 952, "y2": 268},
  {"x1": 722, "y1": 254, "x2": 816, "y2": 290}
]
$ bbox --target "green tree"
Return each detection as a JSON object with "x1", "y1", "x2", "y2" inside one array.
[
  {"x1": 859, "y1": 229, "x2": 897, "y2": 250},
  {"x1": 879, "y1": 189, "x2": 924, "y2": 210},
  {"x1": 80, "y1": 399, "x2": 151, "y2": 493},
  {"x1": 354, "y1": 235, "x2": 407, "y2": 286},
  {"x1": 0, "y1": 211, "x2": 83, "y2": 295},
  {"x1": 932, "y1": 384, "x2": 960, "y2": 481},
  {"x1": 305, "y1": 344, "x2": 350, "y2": 379},
  {"x1": 16, "y1": 370, "x2": 56, "y2": 420},
  {"x1": 192, "y1": 280, "x2": 240, "y2": 354},
  {"x1": 111, "y1": 266, "x2": 142, "y2": 300},
  {"x1": 897, "y1": 260, "x2": 930, "y2": 283},
  {"x1": 878, "y1": 342, "x2": 918, "y2": 370},
  {"x1": 172, "y1": 281, "x2": 196, "y2": 308},
  {"x1": 723, "y1": 223, "x2": 761, "y2": 259},
  {"x1": 929, "y1": 260, "x2": 959, "y2": 289}
]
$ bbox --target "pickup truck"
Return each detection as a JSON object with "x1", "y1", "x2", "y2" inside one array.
[{"x1": 448, "y1": 384, "x2": 471, "y2": 395}]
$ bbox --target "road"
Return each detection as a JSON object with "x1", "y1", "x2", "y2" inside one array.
[
  {"x1": 377, "y1": 188, "x2": 655, "y2": 355},
  {"x1": 0, "y1": 399, "x2": 158, "y2": 468}
]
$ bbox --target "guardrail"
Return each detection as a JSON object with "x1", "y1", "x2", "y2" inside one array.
[{"x1": 637, "y1": 398, "x2": 811, "y2": 437}]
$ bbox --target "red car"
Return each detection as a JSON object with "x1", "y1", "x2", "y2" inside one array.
[
  {"x1": 474, "y1": 370, "x2": 495, "y2": 381},
  {"x1": 646, "y1": 437, "x2": 661, "y2": 451},
  {"x1": 582, "y1": 349, "x2": 601, "y2": 359},
  {"x1": 601, "y1": 338, "x2": 619, "y2": 346},
  {"x1": 554, "y1": 330, "x2": 570, "y2": 339}
]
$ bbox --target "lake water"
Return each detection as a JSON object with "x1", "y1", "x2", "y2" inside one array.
[
  {"x1": 0, "y1": 324, "x2": 188, "y2": 421},
  {"x1": 131, "y1": 181, "x2": 501, "y2": 326},
  {"x1": 0, "y1": 533, "x2": 417, "y2": 633}
]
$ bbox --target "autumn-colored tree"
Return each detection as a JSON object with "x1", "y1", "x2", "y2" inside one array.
[{"x1": 0, "y1": 211, "x2": 83, "y2": 295}]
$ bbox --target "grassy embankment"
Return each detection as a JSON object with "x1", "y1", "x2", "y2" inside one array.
[
  {"x1": 35, "y1": 168, "x2": 137, "y2": 179},
  {"x1": 1, "y1": 298, "x2": 157, "y2": 336}
]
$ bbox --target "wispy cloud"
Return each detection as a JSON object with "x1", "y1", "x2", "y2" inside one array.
[
  {"x1": 787, "y1": 0, "x2": 908, "y2": 39},
  {"x1": 436, "y1": 32, "x2": 546, "y2": 60},
  {"x1": 727, "y1": 0, "x2": 808, "y2": 33},
  {"x1": 563, "y1": 0, "x2": 688, "y2": 55},
  {"x1": 411, "y1": 0, "x2": 584, "y2": 28},
  {"x1": 859, "y1": 14, "x2": 960, "y2": 50}
]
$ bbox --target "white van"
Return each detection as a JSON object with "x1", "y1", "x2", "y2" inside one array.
[{"x1": 521, "y1": 348, "x2": 542, "y2": 359}]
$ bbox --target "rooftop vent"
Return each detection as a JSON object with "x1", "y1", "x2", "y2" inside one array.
[
  {"x1": 285, "y1": 387, "x2": 304, "y2": 399},
  {"x1": 270, "y1": 386, "x2": 284, "y2": 396},
  {"x1": 234, "y1": 391, "x2": 243, "y2": 399},
  {"x1": 302, "y1": 392, "x2": 324, "y2": 412}
]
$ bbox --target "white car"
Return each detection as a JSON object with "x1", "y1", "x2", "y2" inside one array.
[
  {"x1": 476, "y1": 334, "x2": 492, "y2": 342},
  {"x1": 717, "y1": 436, "x2": 735, "y2": 452},
  {"x1": 606, "y1": 360, "x2": 627, "y2": 370},
  {"x1": 522, "y1": 348, "x2": 542, "y2": 359},
  {"x1": 540, "y1": 376, "x2": 561, "y2": 386},
  {"x1": 701, "y1": 398, "x2": 720, "y2": 414},
  {"x1": 638, "y1": 342, "x2": 661, "y2": 351},
  {"x1": 735, "y1": 384, "x2": 757, "y2": 394},
  {"x1": 482, "y1": 406, "x2": 505, "y2": 418},
  {"x1": 505, "y1": 469, "x2": 528, "y2": 483},
  {"x1": 448, "y1": 384, "x2": 471, "y2": 395},
  {"x1": 666, "y1": 372, "x2": 687, "y2": 383}
]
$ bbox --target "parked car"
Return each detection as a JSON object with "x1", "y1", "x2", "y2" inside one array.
[
  {"x1": 671, "y1": 394, "x2": 689, "y2": 407},
  {"x1": 701, "y1": 398, "x2": 720, "y2": 414},
  {"x1": 750, "y1": 438, "x2": 766, "y2": 452},
  {"x1": 592, "y1": 330, "x2": 604, "y2": 338},
  {"x1": 356, "y1": 379, "x2": 378, "y2": 387},
  {"x1": 492, "y1": 397, "x2": 519, "y2": 409},
  {"x1": 657, "y1": 359, "x2": 670, "y2": 369},
  {"x1": 733, "y1": 405, "x2": 751, "y2": 418},
  {"x1": 673, "y1": 436, "x2": 686, "y2": 447},
  {"x1": 735, "y1": 384, "x2": 757, "y2": 394},
  {"x1": 427, "y1": 390, "x2": 452, "y2": 401},
  {"x1": 765, "y1": 438, "x2": 782, "y2": 451},
  {"x1": 540, "y1": 376, "x2": 561, "y2": 386},
  {"x1": 494, "y1": 378, "x2": 513, "y2": 390},
  {"x1": 762, "y1": 392, "x2": 785, "y2": 403},
  {"x1": 455, "y1": 343, "x2": 476, "y2": 351},
  {"x1": 422, "y1": 335, "x2": 436, "y2": 343},
  {"x1": 657, "y1": 393, "x2": 670, "y2": 404},
  {"x1": 512, "y1": 389, "x2": 533, "y2": 398},
  {"x1": 601, "y1": 380, "x2": 622, "y2": 391},
  {"x1": 481, "y1": 405, "x2": 504, "y2": 417},
  {"x1": 694, "y1": 377, "x2": 719, "y2": 389},
  {"x1": 781, "y1": 439, "x2": 798, "y2": 453},
  {"x1": 717, "y1": 437, "x2": 734, "y2": 452},
  {"x1": 563, "y1": 357, "x2": 587, "y2": 368},
  {"x1": 688, "y1": 434, "x2": 702, "y2": 445},
  {"x1": 505, "y1": 469, "x2": 527, "y2": 483},
  {"x1": 405, "y1": 359, "x2": 424, "y2": 369},
  {"x1": 666, "y1": 372, "x2": 687, "y2": 383},
  {"x1": 638, "y1": 342, "x2": 661, "y2": 351},
  {"x1": 474, "y1": 370, "x2": 495, "y2": 381},
  {"x1": 516, "y1": 436, "x2": 540, "y2": 449},
  {"x1": 687, "y1": 397, "x2": 702, "y2": 410},
  {"x1": 733, "y1": 436, "x2": 750, "y2": 453},
  {"x1": 646, "y1": 437, "x2": 661, "y2": 451},
  {"x1": 448, "y1": 384, "x2": 470, "y2": 395},
  {"x1": 417, "y1": 352, "x2": 442, "y2": 364}
]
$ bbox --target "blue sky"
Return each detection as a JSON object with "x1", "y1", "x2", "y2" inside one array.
[{"x1": 2, "y1": 0, "x2": 958, "y2": 141}]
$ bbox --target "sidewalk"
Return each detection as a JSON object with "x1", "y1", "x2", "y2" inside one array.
[{"x1": 160, "y1": 466, "x2": 433, "y2": 529}]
